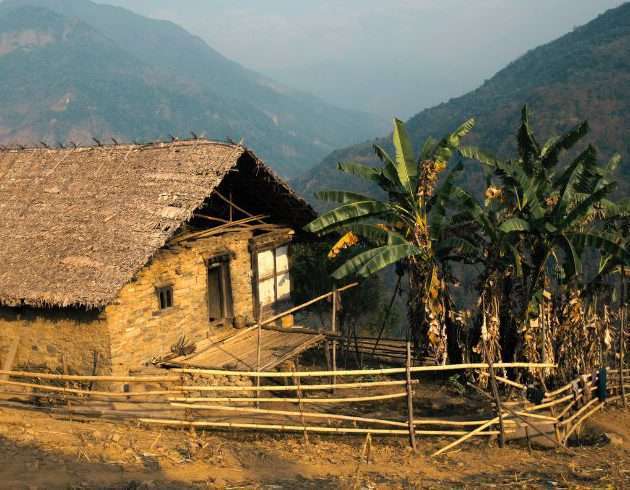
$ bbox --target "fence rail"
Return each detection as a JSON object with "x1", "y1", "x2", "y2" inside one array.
[{"x1": 0, "y1": 364, "x2": 627, "y2": 455}]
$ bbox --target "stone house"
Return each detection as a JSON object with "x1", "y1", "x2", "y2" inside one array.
[{"x1": 0, "y1": 140, "x2": 315, "y2": 377}]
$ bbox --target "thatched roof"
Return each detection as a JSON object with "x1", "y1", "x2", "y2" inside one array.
[{"x1": 0, "y1": 140, "x2": 315, "y2": 309}]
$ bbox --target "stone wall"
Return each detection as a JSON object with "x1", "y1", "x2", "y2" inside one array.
[
  {"x1": 0, "y1": 307, "x2": 112, "y2": 375},
  {"x1": 105, "y1": 231, "x2": 256, "y2": 376}
]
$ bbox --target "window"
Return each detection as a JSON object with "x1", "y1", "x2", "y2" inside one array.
[
  {"x1": 207, "y1": 254, "x2": 233, "y2": 324},
  {"x1": 256, "y1": 244, "x2": 291, "y2": 312},
  {"x1": 156, "y1": 286, "x2": 173, "y2": 310}
]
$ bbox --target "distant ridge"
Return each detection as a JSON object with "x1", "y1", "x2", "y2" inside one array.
[
  {"x1": 295, "y1": 2, "x2": 630, "y2": 200},
  {"x1": 0, "y1": 0, "x2": 386, "y2": 177}
]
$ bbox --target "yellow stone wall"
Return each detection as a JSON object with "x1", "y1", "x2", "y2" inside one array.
[
  {"x1": 0, "y1": 307, "x2": 112, "y2": 375},
  {"x1": 105, "y1": 231, "x2": 256, "y2": 376},
  {"x1": 0, "y1": 231, "x2": 257, "y2": 377}
]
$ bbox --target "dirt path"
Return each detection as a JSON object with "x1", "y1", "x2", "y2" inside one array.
[{"x1": 0, "y1": 405, "x2": 628, "y2": 489}]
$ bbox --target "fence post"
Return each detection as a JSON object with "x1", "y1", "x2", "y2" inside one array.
[
  {"x1": 488, "y1": 358, "x2": 506, "y2": 448},
  {"x1": 331, "y1": 285, "x2": 337, "y2": 393},
  {"x1": 256, "y1": 319, "x2": 262, "y2": 408},
  {"x1": 405, "y1": 340, "x2": 416, "y2": 451}
]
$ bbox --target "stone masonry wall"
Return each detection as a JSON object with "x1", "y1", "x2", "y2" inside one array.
[
  {"x1": 0, "y1": 307, "x2": 112, "y2": 375},
  {"x1": 105, "y1": 231, "x2": 255, "y2": 376}
]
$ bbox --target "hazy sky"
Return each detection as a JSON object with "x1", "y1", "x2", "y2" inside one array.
[{"x1": 104, "y1": 0, "x2": 625, "y2": 119}]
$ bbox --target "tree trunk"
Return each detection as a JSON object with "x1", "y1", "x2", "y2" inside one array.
[{"x1": 407, "y1": 262, "x2": 448, "y2": 365}]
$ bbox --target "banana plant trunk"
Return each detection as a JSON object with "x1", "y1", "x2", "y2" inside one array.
[{"x1": 407, "y1": 258, "x2": 448, "y2": 365}]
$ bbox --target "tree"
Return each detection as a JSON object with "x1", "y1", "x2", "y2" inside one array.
[
  {"x1": 458, "y1": 106, "x2": 630, "y2": 372},
  {"x1": 304, "y1": 118, "x2": 475, "y2": 364}
]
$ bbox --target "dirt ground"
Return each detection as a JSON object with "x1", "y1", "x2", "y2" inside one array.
[{"x1": 0, "y1": 403, "x2": 628, "y2": 489}]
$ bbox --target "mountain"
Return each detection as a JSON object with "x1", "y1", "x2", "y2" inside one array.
[
  {"x1": 0, "y1": 0, "x2": 386, "y2": 177},
  {"x1": 295, "y1": 2, "x2": 630, "y2": 201}
]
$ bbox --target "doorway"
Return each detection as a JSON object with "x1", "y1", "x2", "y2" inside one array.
[{"x1": 207, "y1": 257, "x2": 233, "y2": 325}]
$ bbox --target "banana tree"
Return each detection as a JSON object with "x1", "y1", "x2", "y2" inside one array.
[
  {"x1": 304, "y1": 118, "x2": 476, "y2": 364},
  {"x1": 460, "y1": 106, "x2": 630, "y2": 369}
]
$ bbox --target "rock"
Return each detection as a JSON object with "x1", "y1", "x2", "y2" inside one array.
[
  {"x1": 604, "y1": 432, "x2": 624, "y2": 447},
  {"x1": 111, "y1": 433, "x2": 121, "y2": 442}
]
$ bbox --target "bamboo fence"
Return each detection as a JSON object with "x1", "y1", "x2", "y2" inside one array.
[{"x1": 0, "y1": 364, "x2": 627, "y2": 455}]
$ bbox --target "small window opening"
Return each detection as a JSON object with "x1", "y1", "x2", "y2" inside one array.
[{"x1": 157, "y1": 286, "x2": 173, "y2": 310}]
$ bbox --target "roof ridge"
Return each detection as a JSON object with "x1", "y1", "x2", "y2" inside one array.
[{"x1": 0, "y1": 138, "x2": 242, "y2": 153}]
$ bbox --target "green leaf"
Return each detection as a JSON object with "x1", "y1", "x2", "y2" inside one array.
[
  {"x1": 459, "y1": 146, "x2": 502, "y2": 168},
  {"x1": 434, "y1": 118, "x2": 475, "y2": 164},
  {"x1": 373, "y1": 144, "x2": 405, "y2": 191},
  {"x1": 304, "y1": 201, "x2": 392, "y2": 234},
  {"x1": 356, "y1": 244, "x2": 424, "y2": 278},
  {"x1": 552, "y1": 146, "x2": 596, "y2": 217},
  {"x1": 314, "y1": 190, "x2": 375, "y2": 204},
  {"x1": 499, "y1": 217, "x2": 530, "y2": 234},
  {"x1": 566, "y1": 232, "x2": 630, "y2": 265},
  {"x1": 517, "y1": 105, "x2": 541, "y2": 172},
  {"x1": 557, "y1": 233, "x2": 582, "y2": 278},
  {"x1": 331, "y1": 248, "x2": 387, "y2": 280},
  {"x1": 337, "y1": 161, "x2": 381, "y2": 182},
  {"x1": 434, "y1": 237, "x2": 480, "y2": 261},
  {"x1": 541, "y1": 121, "x2": 589, "y2": 169},
  {"x1": 448, "y1": 118, "x2": 476, "y2": 147},
  {"x1": 605, "y1": 153, "x2": 622, "y2": 175},
  {"x1": 420, "y1": 136, "x2": 438, "y2": 160},
  {"x1": 561, "y1": 182, "x2": 617, "y2": 230},
  {"x1": 392, "y1": 119, "x2": 417, "y2": 193},
  {"x1": 340, "y1": 224, "x2": 407, "y2": 246}
]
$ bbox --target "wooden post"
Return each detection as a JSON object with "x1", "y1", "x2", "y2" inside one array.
[
  {"x1": 88, "y1": 351, "x2": 99, "y2": 392},
  {"x1": 228, "y1": 190, "x2": 233, "y2": 222},
  {"x1": 487, "y1": 358, "x2": 506, "y2": 448},
  {"x1": 620, "y1": 266, "x2": 626, "y2": 408},
  {"x1": 0, "y1": 336, "x2": 19, "y2": 382},
  {"x1": 405, "y1": 340, "x2": 416, "y2": 451},
  {"x1": 293, "y1": 364, "x2": 309, "y2": 445},
  {"x1": 331, "y1": 285, "x2": 337, "y2": 393},
  {"x1": 256, "y1": 321, "x2": 262, "y2": 409}
]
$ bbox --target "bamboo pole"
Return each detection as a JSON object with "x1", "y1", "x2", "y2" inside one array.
[
  {"x1": 173, "y1": 362, "x2": 556, "y2": 379},
  {"x1": 432, "y1": 417, "x2": 500, "y2": 457},
  {"x1": 259, "y1": 282, "x2": 358, "y2": 329},
  {"x1": 169, "y1": 392, "x2": 407, "y2": 404},
  {"x1": 478, "y1": 372, "x2": 527, "y2": 390},
  {"x1": 0, "y1": 379, "x2": 179, "y2": 397},
  {"x1": 562, "y1": 401, "x2": 606, "y2": 445},
  {"x1": 180, "y1": 380, "x2": 414, "y2": 392},
  {"x1": 371, "y1": 275, "x2": 402, "y2": 357},
  {"x1": 0, "y1": 400, "x2": 177, "y2": 419},
  {"x1": 0, "y1": 371, "x2": 179, "y2": 383},
  {"x1": 543, "y1": 373, "x2": 594, "y2": 400},
  {"x1": 468, "y1": 383, "x2": 571, "y2": 454},
  {"x1": 527, "y1": 394, "x2": 574, "y2": 412},
  {"x1": 487, "y1": 358, "x2": 505, "y2": 448},
  {"x1": 171, "y1": 402, "x2": 410, "y2": 427},
  {"x1": 139, "y1": 418, "x2": 501, "y2": 437},
  {"x1": 256, "y1": 320, "x2": 262, "y2": 409},
  {"x1": 405, "y1": 340, "x2": 416, "y2": 451},
  {"x1": 293, "y1": 365, "x2": 309, "y2": 444},
  {"x1": 557, "y1": 397, "x2": 599, "y2": 427}
]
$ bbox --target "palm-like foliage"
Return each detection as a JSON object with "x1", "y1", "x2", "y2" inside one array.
[
  {"x1": 304, "y1": 118, "x2": 475, "y2": 363},
  {"x1": 458, "y1": 106, "x2": 630, "y2": 365}
]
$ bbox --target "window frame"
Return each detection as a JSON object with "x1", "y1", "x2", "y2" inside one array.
[
  {"x1": 252, "y1": 241, "x2": 292, "y2": 318},
  {"x1": 156, "y1": 284, "x2": 174, "y2": 310}
]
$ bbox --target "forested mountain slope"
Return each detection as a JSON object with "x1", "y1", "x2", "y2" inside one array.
[
  {"x1": 295, "y1": 2, "x2": 630, "y2": 199},
  {"x1": 0, "y1": 0, "x2": 385, "y2": 177}
]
